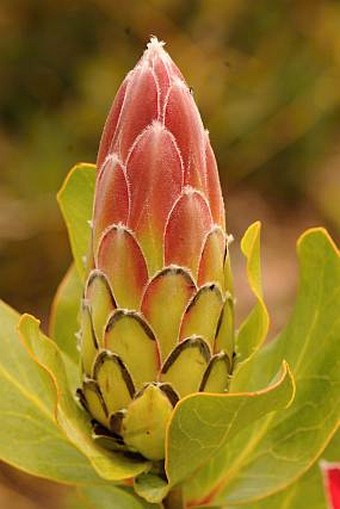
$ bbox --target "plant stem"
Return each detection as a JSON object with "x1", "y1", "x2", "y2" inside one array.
[{"x1": 163, "y1": 487, "x2": 185, "y2": 509}]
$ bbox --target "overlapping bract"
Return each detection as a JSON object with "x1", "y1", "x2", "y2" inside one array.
[{"x1": 78, "y1": 38, "x2": 233, "y2": 461}]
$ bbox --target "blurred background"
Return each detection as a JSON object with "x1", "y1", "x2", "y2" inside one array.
[{"x1": 0, "y1": 0, "x2": 339, "y2": 507}]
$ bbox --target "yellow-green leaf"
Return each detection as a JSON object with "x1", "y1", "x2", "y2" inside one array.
[
  {"x1": 65, "y1": 485, "x2": 160, "y2": 509},
  {"x1": 166, "y1": 361, "x2": 294, "y2": 487},
  {"x1": 0, "y1": 300, "x2": 101, "y2": 484},
  {"x1": 19, "y1": 313, "x2": 148, "y2": 481},
  {"x1": 235, "y1": 221, "x2": 269, "y2": 364},
  {"x1": 57, "y1": 163, "x2": 96, "y2": 279},
  {"x1": 185, "y1": 228, "x2": 339, "y2": 507},
  {"x1": 134, "y1": 472, "x2": 170, "y2": 504},
  {"x1": 49, "y1": 263, "x2": 82, "y2": 364},
  {"x1": 228, "y1": 431, "x2": 340, "y2": 509}
]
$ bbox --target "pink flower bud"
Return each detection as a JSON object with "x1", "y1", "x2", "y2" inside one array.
[
  {"x1": 94, "y1": 37, "x2": 225, "y2": 281},
  {"x1": 79, "y1": 37, "x2": 232, "y2": 461}
]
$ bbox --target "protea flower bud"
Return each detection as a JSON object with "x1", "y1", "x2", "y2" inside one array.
[{"x1": 77, "y1": 37, "x2": 234, "y2": 461}]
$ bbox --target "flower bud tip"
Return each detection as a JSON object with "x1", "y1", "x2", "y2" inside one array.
[{"x1": 146, "y1": 36, "x2": 166, "y2": 54}]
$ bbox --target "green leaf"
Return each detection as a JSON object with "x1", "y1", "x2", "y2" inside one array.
[
  {"x1": 165, "y1": 361, "x2": 294, "y2": 487},
  {"x1": 64, "y1": 485, "x2": 160, "y2": 509},
  {"x1": 0, "y1": 300, "x2": 102, "y2": 484},
  {"x1": 134, "y1": 472, "x2": 170, "y2": 504},
  {"x1": 57, "y1": 163, "x2": 96, "y2": 279},
  {"x1": 49, "y1": 263, "x2": 82, "y2": 364},
  {"x1": 48, "y1": 264, "x2": 82, "y2": 394},
  {"x1": 235, "y1": 222, "x2": 269, "y2": 363},
  {"x1": 228, "y1": 432, "x2": 340, "y2": 509},
  {"x1": 18, "y1": 313, "x2": 149, "y2": 482},
  {"x1": 230, "y1": 460, "x2": 328, "y2": 509},
  {"x1": 185, "y1": 228, "x2": 340, "y2": 507}
]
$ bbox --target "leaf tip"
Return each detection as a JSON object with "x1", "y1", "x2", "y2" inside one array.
[
  {"x1": 297, "y1": 227, "x2": 339, "y2": 256},
  {"x1": 57, "y1": 162, "x2": 96, "y2": 205},
  {"x1": 17, "y1": 312, "x2": 41, "y2": 334},
  {"x1": 281, "y1": 360, "x2": 296, "y2": 408},
  {"x1": 240, "y1": 220, "x2": 262, "y2": 255}
]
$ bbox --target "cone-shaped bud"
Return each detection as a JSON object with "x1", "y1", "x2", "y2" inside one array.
[{"x1": 79, "y1": 37, "x2": 234, "y2": 461}]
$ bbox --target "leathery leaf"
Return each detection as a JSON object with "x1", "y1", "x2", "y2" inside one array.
[
  {"x1": 184, "y1": 228, "x2": 339, "y2": 507},
  {"x1": 57, "y1": 163, "x2": 96, "y2": 279},
  {"x1": 166, "y1": 361, "x2": 294, "y2": 487},
  {"x1": 0, "y1": 300, "x2": 100, "y2": 484},
  {"x1": 18, "y1": 313, "x2": 148, "y2": 481},
  {"x1": 235, "y1": 221, "x2": 269, "y2": 365}
]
